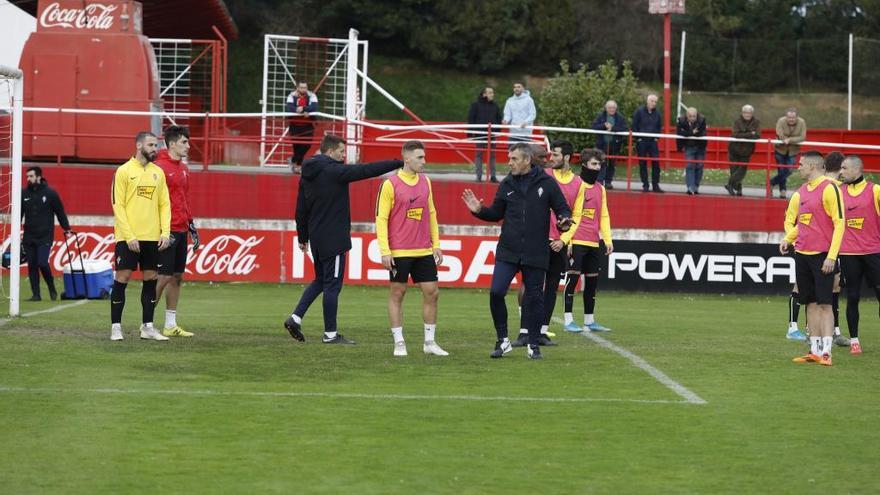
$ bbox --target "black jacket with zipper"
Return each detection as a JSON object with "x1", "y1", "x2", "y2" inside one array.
[
  {"x1": 473, "y1": 166, "x2": 571, "y2": 269},
  {"x1": 295, "y1": 153, "x2": 402, "y2": 260},
  {"x1": 22, "y1": 179, "x2": 70, "y2": 244}
]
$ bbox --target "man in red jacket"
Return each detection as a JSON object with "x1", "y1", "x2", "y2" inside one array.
[{"x1": 154, "y1": 125, "x2": 198, "y2": 337}]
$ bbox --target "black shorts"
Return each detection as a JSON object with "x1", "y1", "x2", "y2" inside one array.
[
  {"x1": 115, "y1": 240, "x2": 159, "y2": 272},
  {"x1": 548, "y1": 246, "x2": 567, "y2": 276},
  {"x1": 158, "y1": 231, "x2": 188, "y2": 275},
  {"x1": 795, "y1": 252, "x2": 835, "y2": 305},
  {"x1": 569, "y1": 244, "x2": 602, "y2": 274},
  {"x1": 390, "y1": 255, "x2": 438, "y2": 284}
]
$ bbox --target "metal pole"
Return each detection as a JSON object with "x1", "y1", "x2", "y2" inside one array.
[
  {"x1": 663, "y1": 13, "x2": 672, "y2": 172},
  {"x1": 260, "y1": 35, "x2": 270, "y2": 165},
  {"x1": 345, "y1": 28, "x2": 360, "y2": 163},
  {"x1": 10, "y1": 72, "x2": 24, "y2": 317},
  {"x1": 676, "y1": 31, "x2": 686, "y2": 120},
  {"x1": 848, "y1": 33, "x2": 853, "y2": 130}
]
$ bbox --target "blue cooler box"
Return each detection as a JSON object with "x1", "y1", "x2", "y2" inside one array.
[{"x1": 63, "y1": 259, "x2": 114, "y2": 299}]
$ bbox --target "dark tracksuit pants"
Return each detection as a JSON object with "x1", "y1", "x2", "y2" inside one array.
[
  {"x1": 293, "y1": 251, "x2": 346, "y2": 333},
  {"x1": 23, "y1": 240, "x2": 55, "y2": 298},
  {"x1": 490, "y1": 260, "x2": 546, "y2": 346}
]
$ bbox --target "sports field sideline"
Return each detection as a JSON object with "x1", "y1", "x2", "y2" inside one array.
[{"x1": 1, "y1": 282, "x2": 878, "y2": 494}]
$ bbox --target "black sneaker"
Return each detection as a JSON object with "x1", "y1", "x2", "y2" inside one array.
[
  {"x1": 49, "y1": 289, "x2": 58, "y2": 301},
  {"x1": 284, "y1": 316, "x2": 305, "y2": 342},
  {"x1": 605, "y1": 182, "x2": 614, "y2": 190},
  {"x1": 537, "y1": 334, "x2": 557, "y2": 346},
  {"x1": 490, "y1": 177, "x2": 498, "y2": 183},
  {"x1": 653, "y1": 185, "x2": 665, "y2": 193},
  {"x1": 527, "y1": 344, "x2": 543, "y2": 360},
  {"x1": 322, "y1": 333, "x2": 356, "y2": 345},
  {"x1": 724, "y1": 184, "x2": 735, "y2": 196},
  {"x1": 642, "y1": 184, "x2": 649, "y2": 192},
  {"x1": 490, "y1": 339, "x2": 512, "y2": 358},
  {"x1": 27, "y1": 296, "x2": 41, "y2": 302},
  {"x1": 511, "y1": 333, "x2": 529, "y2": 348}
]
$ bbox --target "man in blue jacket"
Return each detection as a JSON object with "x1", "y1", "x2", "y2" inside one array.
[
  {"x1": 591, "y1": 100, "x2": 628, "y2": 189},
  {"x1": 285, "y1": 134, "x2": 403, "y2": 344},
  {"x1": 286, "y1": 81, "x2": 319, "y2": 173},
  {"x1": 462, "y1": 143, "x2": 573, "y2": 360},
  {"x1": 631, "y1": 94, "x2": 664, "y2": 193}
]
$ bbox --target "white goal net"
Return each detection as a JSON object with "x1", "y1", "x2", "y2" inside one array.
[
  {"x1": 0, "y1": 65, "x2": 23, "y2": 316},
  {"x1": 261, "y1": 29, "x2": 368, "y2": 166}
]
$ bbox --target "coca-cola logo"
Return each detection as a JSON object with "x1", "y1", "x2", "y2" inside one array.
[
  {"x1": 3, "y1": 230, "x2": 264, "y2": 278},
  {"x1": 191, "y1": 235, "x2": 262, "y2": 276},
  {"x1": 39, "y1": 2, "x2": 118, "y2": 30}
]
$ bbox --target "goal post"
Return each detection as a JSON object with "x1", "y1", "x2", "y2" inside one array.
[
  {"x1": 0, "y1": 64, "x2": 23, "y2": 317},
  {"x1": 261, "y1": 29, "x2": 368, "y2": 166}
]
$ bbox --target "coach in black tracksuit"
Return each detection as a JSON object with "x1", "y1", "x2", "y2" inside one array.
[
  {"x1": 462, "y1": 143, "x2": 572, "y2": 359},
  {"x1": 285, "y1": 134, "x2": 403, "y2": 344},
  {"x1": 22, "y1": 167, "x2": 71, "y2": 301}
]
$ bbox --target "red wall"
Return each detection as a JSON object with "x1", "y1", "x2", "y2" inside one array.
[{"x1": 39, "y1": 164, "x2": 787, "y2": 232}]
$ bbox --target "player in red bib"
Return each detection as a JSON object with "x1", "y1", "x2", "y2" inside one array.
[
  {"x1": 560, "y1": 148, "x2": 614, "y2": 333},
  {"x1": 780, "y1": 151, "x2": 845, "y2": 366},
  {"x1": 376, "y1": 140, "x2": 447, "y2": 357},
  {"x1": 837, "y1": 155, "x2": 880, "y2": 355}
]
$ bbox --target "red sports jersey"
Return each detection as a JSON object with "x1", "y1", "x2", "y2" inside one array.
[{"x1": 154, "y1": 149, "x2": 193, "y2": 232}]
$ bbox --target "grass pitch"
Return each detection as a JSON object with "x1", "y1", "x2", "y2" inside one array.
[{"x1": 1, "y1": 282, "x2": 879, "y2": 494}]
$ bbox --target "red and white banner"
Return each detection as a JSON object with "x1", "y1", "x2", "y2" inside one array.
[{"x1": 6, "y1": 225, "x2": 503, "y2": 287}]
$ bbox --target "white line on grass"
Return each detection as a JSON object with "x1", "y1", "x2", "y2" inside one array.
[
  {"x1": 0, "y1": 299, "x2": 90, "y2": 326},
  {"x1": 552, "y1": 317, "x2": 707, "y2": 405},
  {"x1": 0, "y1": 386, "x2": 697, "y2": 405}
]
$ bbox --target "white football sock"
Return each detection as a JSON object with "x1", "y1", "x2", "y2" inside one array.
[
  {"x1": 111, "y1": 323, "x2": 121, "y2": 331},
  {"x1": 518, "y1": 328, "x2": 528, "y2": 335},
  {"x1": 165, "y1": 310, "x2": 177, "y2": 329},
  {"x1": 391, "y1": 326, "x2": 404, "y2": 344},
  {"x1": 810, "y1": 336, "x2": 821, "y2": 355},
  {"x1": 290, "y1": 313, "x2": 302, "y2": 324},
  {"x1": 424, "y1": 324, "x2": 436, "y2": 342},
  {"x1": 822, "y1": 336, "x2": 833, "y2": 356},
  {"x1": 564, "y1": 312, "x2": 573, "y2": 324},
  {"x1": 833, "y1": 326, "x2": 841, "y2": 336},
  {"x1": 324, "y1": 331, "x2": 337, "y2": 339},
  {"x1": 851, "y1": 337, "x2": 860, "y2": 344},
  {"x1": 584, "y1": 314, "x2": 595, "y2": 325},
  {"x1": 540, "y1": 324, "x2": 549, "y2": 335},
  {"x1": 789, "y1": 321, "x2": 799, "y2": 330}
]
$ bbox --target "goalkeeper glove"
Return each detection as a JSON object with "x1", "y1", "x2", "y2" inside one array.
[{"x1": 188, "y1": 221, "x2": 200, "y2": 250}]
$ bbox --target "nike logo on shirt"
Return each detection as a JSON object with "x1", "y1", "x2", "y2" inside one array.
[
  {"x1": 507, "y1": 191, "x2": 514, "y2": 196},
  {"x1": 848, "y1": 206, "x2": 857, "y2": 211}
]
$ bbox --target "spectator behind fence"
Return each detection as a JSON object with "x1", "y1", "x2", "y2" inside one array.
[
  {"x1": 468, "y1": 87, "x2": 503, "y2": 183},
  {"x1": 502, "y1": 82, "x2": 536, "y2": 146},
  {"x1": 286, "y1": 81, "x2": 319, "y2": 174},
  {"x1": 726, "y1": 104, "x2": 761, "y2": 196},
  {"x1": 591, "y1": 100, "x2": 628, "y2": 189},
  {"x1": 631, "y1": 94, "x2": 664, "y2": 193},
  {"x1": 771, "y1": 108, "x2": 807, "y2": 198},
  {"x1": 676, "y1": 107, "x2": 708, "y2": 195}
]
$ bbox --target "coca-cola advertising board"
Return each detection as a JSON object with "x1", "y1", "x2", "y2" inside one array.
[
  {"x1": 37, "y1": 0, "x2": 143, "y2": 34},
  {"x1": 3, "y1": 224, "x2": 795, "y2": 294}
]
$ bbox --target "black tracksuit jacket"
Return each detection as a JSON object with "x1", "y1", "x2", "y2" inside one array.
[
  {"x1": 473, "y1": 166, "x2": 572, "y2": 269},
  {"x1": 22, "y1": 179, "x2": 70, "y2": 244},
  {"x1": 295, "y1": 153, "x2": 402, "y2": 260}
]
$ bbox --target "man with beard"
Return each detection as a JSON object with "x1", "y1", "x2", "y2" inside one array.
[
  {"x1": 461, "y1": 143, "x2": 572, "y2": 360},
  {"x1": 512, "y1": 140, "x2": 581, "y2": 347},
  {"x1": 561, "y1": 149, "x2": 614, "y2": 333},
  {"x1": 109, "y1": 132, "x2": 172, "y2": 342},
  {"x1": 21, "y1": 166, "x2": 71, "y2": 301}
]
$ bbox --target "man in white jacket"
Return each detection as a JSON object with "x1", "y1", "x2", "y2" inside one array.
[{"x1": 502, "y1": 83, "x2": 537, "y2": 146}]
